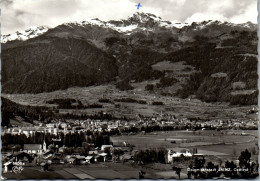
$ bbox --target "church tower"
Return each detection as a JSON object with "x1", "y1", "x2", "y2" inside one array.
[{"x1": 43, "y1": 136, "x2": 47, "y2": 152}]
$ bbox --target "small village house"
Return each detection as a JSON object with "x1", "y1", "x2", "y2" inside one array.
[
  {"x1": 101, "y1": 145, "x2": 113, "y2": 151},
  {"x1": 85, "y1": 156, "x2": 95, "y2": 163}
]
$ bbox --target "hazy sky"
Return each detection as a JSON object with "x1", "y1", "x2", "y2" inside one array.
[{"x1": 1, "y1": 0, "x2": 257, "y2": 34}]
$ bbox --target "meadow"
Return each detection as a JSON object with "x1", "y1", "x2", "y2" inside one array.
[
  {"x1": 2, "y1": 83, "x2": 257, "y2": 121},
  {"x1": 111, "y1": 130, "x2": 258, "y2": 159}
]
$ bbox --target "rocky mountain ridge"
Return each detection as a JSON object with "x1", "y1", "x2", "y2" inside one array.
[{"x1": 2, "y1": 12, "x2": 256, "y2": 43}]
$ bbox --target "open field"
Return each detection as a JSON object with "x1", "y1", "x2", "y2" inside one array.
[
  {"x1": 9, "y1": 119, "x2": 33, "y2": 127},
  {"x1": 155, "y1": 170, "x2": 187, "y2": 179},
  {"x1": 2, "y1": 167, "x2": 63, "y2": 179},
  {"x1": 2, "y1": 162, "x2": 168, "y2": 180},
  {"x1": 2, "y1": 84, "x2": 257, "y2": 120},
  {"x1": 111, "y1": 130, "x2": 258, "y2": 160}
]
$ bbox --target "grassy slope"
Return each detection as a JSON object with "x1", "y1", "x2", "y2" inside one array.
[{"x1": 2, "y1": 84, "x2": 257, "y2": 120}]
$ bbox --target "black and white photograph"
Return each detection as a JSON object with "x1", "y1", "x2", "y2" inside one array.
[{"x1": 1, "y1": 0, "x2": 259, "y2": 179}]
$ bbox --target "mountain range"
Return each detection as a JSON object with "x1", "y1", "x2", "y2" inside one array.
[{"x1": 2, "y1": 12, "x2": 257, "y2": 105}]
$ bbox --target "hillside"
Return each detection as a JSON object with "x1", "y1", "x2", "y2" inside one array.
[
  {"x1": 1, "y1": 12, "x2": 257, "y2": 105},
  {"x1": 162, "y1": 30, "x2": 258, "y2": 105},
  {"x1": 2, "y1": 37, "x2": 118, "y2": 93}
]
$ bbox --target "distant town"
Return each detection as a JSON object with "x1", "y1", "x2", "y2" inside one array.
[{"x1": 2, "y1": 108, "x2": 258, "y2": 179}]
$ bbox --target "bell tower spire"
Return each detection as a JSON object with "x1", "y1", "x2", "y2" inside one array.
[{"x1": 43, "y1": 135, "x2": 47, "y2": 152}]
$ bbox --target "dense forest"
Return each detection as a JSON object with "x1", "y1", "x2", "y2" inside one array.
[
  {"x1": 165, "y1": 31, "x2": 258, "y2": 105},
  {"x1": 1, "y1": 97, "x2": 125, "y2": 127},
  {"x1": 1, "y1": 97, "x2": 53, "y2": 127}
]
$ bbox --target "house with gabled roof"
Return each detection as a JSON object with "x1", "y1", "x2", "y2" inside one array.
[
  {"x1": 85, "y1": 156, "x2": 95, "y2": 163},
  {"x1": 88, "y1": 150, "x2": 98, "y2": 156}
]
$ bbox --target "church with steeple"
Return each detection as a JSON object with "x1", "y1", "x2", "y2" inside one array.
[{"x1": 43, "y1": 139, "x2": 47, "y2": 152}]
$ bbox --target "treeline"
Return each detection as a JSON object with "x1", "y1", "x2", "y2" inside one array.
[
  {"x1": 46, "y1": 98, "x2": 104, "y2": 109},
  {"x1": 230, "y1": 91, "x2": 258, "y2": 105},
  {"x1": 132, "y1": 66, "x2": 164, "y2": 82},
  {"x1": 1, "y1": 97, "x2": 54, "y2": 127},
  {"x1": 116, "y1": 65, "x2": 164, "y2": 91},
  {"x1": 98, "y1": 98, "x2": 112, "y2": 103},
  {"x1": 152, "y1": 101, "x2": 164, "y2": 105},
  {"x1": 156, "y1": 76, "x2": 178, "y2": 88},
  {"x1": 46, "y1": 98, "x2": 86, "y2": 109},
  {"x1": 133, "y1": 148, "x2": 167, "y2": 164},
  {"x1": 187, "y1": 149, "x2": 258, "y2": 179},
  {"x1": 114, "y1": 97, "x2": 146, "y2": 104},
  {"x1": 114, "y1": 123, "x2": 204, "y2": 134},
  {"x1": 99, "y1": 121, "x2": 245, "y2": 135},
  {"x1": 145, "y1": 76, "x2": 178, "y2": 92},
  {"x1": 116, "y1": 80, "x2": 134, "y2": 91},
  {"x1": 2, "y1": 130, "x2": 110, "y2": 151},
  {"x1": 53, "y1": 111, "x2": 123, "y2": 121}
]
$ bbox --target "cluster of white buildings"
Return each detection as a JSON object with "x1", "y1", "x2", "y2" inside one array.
[{"x1": 167, "y1": 149, "x2": 203, "y2": 163}]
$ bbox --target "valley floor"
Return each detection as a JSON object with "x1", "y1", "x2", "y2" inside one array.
[{"x1": 2, "y1": 84, "x2": 257, "y2": 121}]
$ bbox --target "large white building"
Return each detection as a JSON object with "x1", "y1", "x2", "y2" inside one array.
[{"x1": 167, "y1": 149, "x2": 192, "y2": 163}]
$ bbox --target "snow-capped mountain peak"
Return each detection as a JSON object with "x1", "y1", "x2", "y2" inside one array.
[
  {"x1": 64, "y1": 12, "x2": 189, "y2": 34},
  {"x1": 128, "y1": 12, "x2": 161, "y2": 23},
  {"x1": 1, "y1": 26, "x2": 49, "y2": 43},
  {"x1": 2, "y1": 13, "x2": 256, "y2": 43}
]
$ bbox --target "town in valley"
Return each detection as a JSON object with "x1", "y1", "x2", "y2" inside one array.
[{"x1": 1, "y1": 4, "x2": 258, "y2": 179}]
